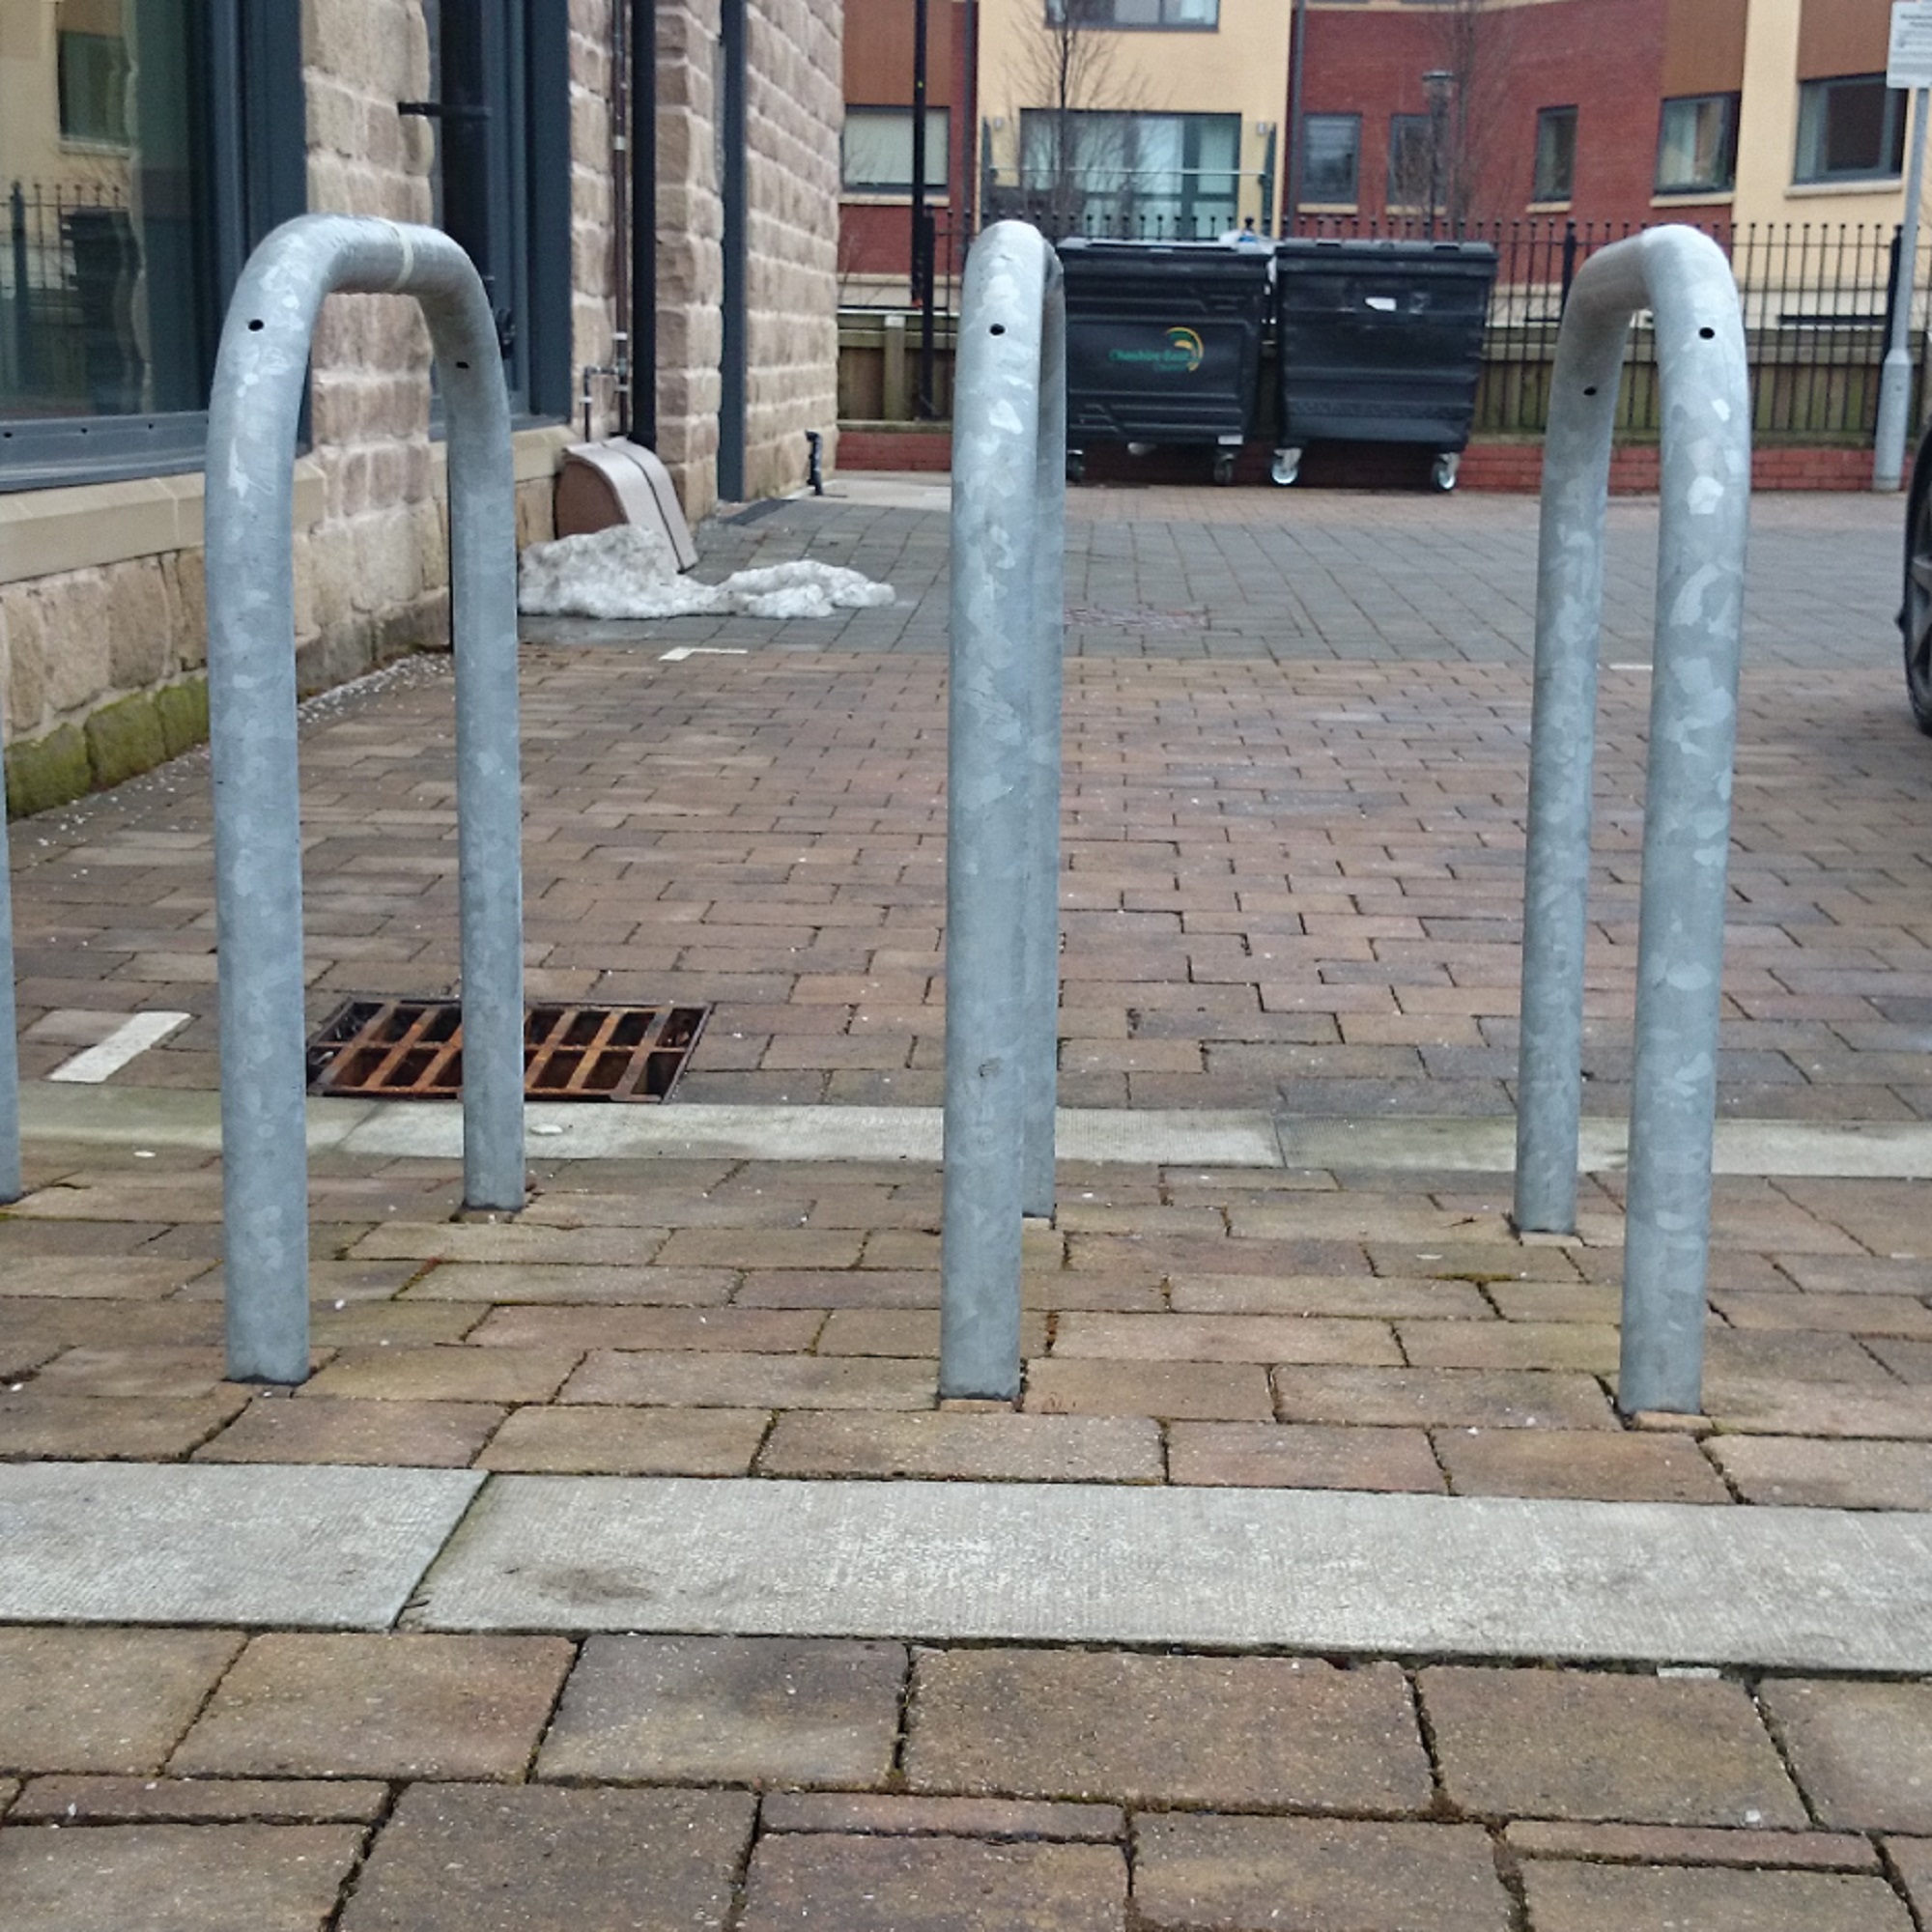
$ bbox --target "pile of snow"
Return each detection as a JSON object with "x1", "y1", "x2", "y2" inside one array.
[{"x1": 518, "y1": 525, "x2": 895, "y2": 621}]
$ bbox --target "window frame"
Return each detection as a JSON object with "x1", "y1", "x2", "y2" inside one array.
[
  {"x1": 1045, "y1": 0, "x2": 1220, "y2": 31},
  {"x1": 1655, "y1": 93, "x2": 1740, "y2": 195},
  {"x1": 1017, "y1": 106, "x2": 1242, "y2": 234},
  {"x1": 1531, "y1": 103, "x2": 1578, "y2": 205},
  {"x1": 841, "y1": 106, "x2": 952, "y2": 195},
  {"x1": 1386, "y1": 112, "x2": 1437, "y2": 213},
  {"x1": 1794, "y1": 72, "x2": 1907, "y2": 185},
  {"x1": 1299, "y1": 112, "x2": 1361, "y2": 207},
  {"x1": 2, "y1": 0, "x2": 306, "y2": 494}
]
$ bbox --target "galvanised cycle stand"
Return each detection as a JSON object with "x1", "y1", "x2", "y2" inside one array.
[
  {"x1": 1512, "y1": 225, "x2": 1750, "y2": 1416},
  {"x1": 208, "y1": 215, "x2": 526, "y2": 1385},
  {"x1": 940, "y1": 221, "x2": 1067, "y2": 1401},
  {"x1": 0, "y1": 722, "x2": 17, "y2": 1205}
]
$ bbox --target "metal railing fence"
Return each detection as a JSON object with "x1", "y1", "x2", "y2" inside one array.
[{"x1": 3, "y1": 179, "x2": 137, "y2": 415}]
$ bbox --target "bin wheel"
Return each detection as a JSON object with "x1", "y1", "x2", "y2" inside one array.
[
  {"x1": 1270, "y1": 447, "x2": 1302, "y2": 488},
  {"x1": 1212, "y1": 449, "x2": 1236, "y2": 486},
  {"x1": 1065, "y1": 449, "x2": 1086, "y2": 484},
  {"x1": 1431, "y1": 452, "x2": 1461, "y2": 493}
]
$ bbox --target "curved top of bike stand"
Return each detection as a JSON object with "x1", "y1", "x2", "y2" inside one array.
[{"x1": 207, "y1": 216, "x2": 525, "y2": 1384}]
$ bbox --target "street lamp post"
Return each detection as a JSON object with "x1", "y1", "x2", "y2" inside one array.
[{"x1": 1423, "y1": 69, "x2": 1455, "y2": 240}]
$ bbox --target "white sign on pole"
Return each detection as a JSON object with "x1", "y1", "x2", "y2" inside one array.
[{"x1": 1890, "y1": 2, "x2": 1932, "y2": 90}]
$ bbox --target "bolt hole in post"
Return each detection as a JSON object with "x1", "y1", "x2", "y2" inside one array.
[
  {"x1": 205, "y1": 215, "x2": 526, "y2": 1385},
  {"x1": 940, "y1": 222, "x2": 1067, "y2": 1402},
  {"x1": 1512, "y1": 226, "x2": 1749, "y2": 1419}
]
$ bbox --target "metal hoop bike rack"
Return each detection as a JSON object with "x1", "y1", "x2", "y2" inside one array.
[
  {"x1": 1513, "y1": 224, "x2": 1750, "y2": 1416},
  {"x1": 207, "y1": 214, "x2": 526, "y2": 1385},
  {"x1": 939, "y1": 221, "x2": 1068, "y2": 1401}
]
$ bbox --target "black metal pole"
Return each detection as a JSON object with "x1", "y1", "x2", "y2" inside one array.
[
  {"x1": 912, "y1": 0, "x2": 936, "y2": 417},
  {"x1": 1285, "y1": 0, "x2": 1306, "y2": 236},
  {"x1": 631, "y1": 0, "x2": 658, "y2": 445},
  {"x1": 718, "y1": 0, "x2": 748, "y2": 497}
]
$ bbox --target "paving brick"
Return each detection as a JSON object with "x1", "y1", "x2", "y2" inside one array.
[
  {"x1": 1052, "y1": 1312, "x2": 1401, "y2": 1365},
  {"x1": 349, "y1": 1224, "x2": 670, "y2": 1265},
  {"x1": 735, "y1": 1268, "x2": 941, "y2": 1309},
  {"x1": 1709, "y1": 1293, "x2": 1932, "y2": 1337},
  {"x1": 310, "y1": 1302, "x2": 481, "y2": 1348},
  {"x1": 0, "y1": 1630, "x2": 243, "y2": 1776},
  {"x1": 739, "y1": 1833, "x2": 1125, "y2": 1932},
  {"x1": 760, "y1": 1793, "x2": 1123, "y2": 1839},
  {"x1": 538, "y1": 1635, "x2": 905, "y2": 1785},
  {"x1": 476, "y1": 1404, "x2": 769, "y2": 1473},
  {"x1": 465, "y1": 1305, "x2": 823, "y2": 1352},
  {"x1": 1758, "y1": 1680, "x2": 1932, "y2": 1832},
  {"x1": 1168, "y1": 1421, "x2": 1445, "y2": 1491},
  {"x1": 816, "y1": 1309, "x2": 1048, "y2": 1357},
  {"x1": 13, "y1": 1776, "x2": 388, "y2": 1824},
  {"x1": 1024, "y1": 1358, "x2": 1273, "y2": 1420},
  {"x1": 1398, "y1": 1322, "x2": 1623, "y2": 1374},
  {"x1": 1707, "y1": 1435, "x2": 1932, "y2": 1508},
  {"x1": 652, "y1": 1229, "x2": 868, "y2": 1269},
  {"x1": 402, "y1": 1262, "x2": 738, "y2": 1304},
  {"x1": 1169, "y1": 1273, "x2": 1492, "y2": 1319},
  {"x1": 1517, "y1": 1861, "x2": 1911, "y2": 1931},
  {"x1": 1420, "y1": 1668, "x2": 1805, "y2": 1827},
  {"x1": 561, "y1": 1350, "x2": 936, "y2": 1409},
  {"x1": 1702, "y1": 1379, "x2": 1932, "y2": 1438},
  {"x1": 339, "y1": 1785, "x2": 753, "y2": 1932},
  {"x1": 907, "y1": 1651, "x2": 1430, "y2": 1810},
  {"x1": 170, "y1": 1634, "x2": 574, "y2": 1781},
  {"x1": 760, "y1": 1409, "x2": 1161, "y2": 1481},
  {"x1": 1133, "y1": 1814, "x2": 1510, "y2": 1932},
  {"x1": 1502, "y1": 1821, "x2": 1878, "y2": 1869},
  {"x1": 0, "y1": 1822, "x2": 364, "y2": 1932},
  {"x1": 194, "y1": 1396, "x2": 504, "y2": 1466},
  {"x1": 1271, "y1": 1366, "x2": 1618, "y2": 1430},
  {"x1": 0, "y1": 1389, "x2": 250, "y2": 1459},
  {"x1": 1887, "y1": 1837, "x2": 1932, "y2": 1923},
  {"x1": 298, "y1": 1345, "x2": 582, "y2": 1404},
  {"x1": 1434, "y1": 1428, "x2": 1731, "y2": 1503}
]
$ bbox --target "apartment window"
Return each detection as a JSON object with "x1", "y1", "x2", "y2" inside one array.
[
  {"x1": 1301, "y1": 114, "x2": 1361, "y2": 205},
  {"x1": 1796, "y1": 74, "x2": 1906, "y2": 183},
  {"x1": 1047, "y1": 0, "x2": 1219, "y2": 29},
  {"x1": 1019, "y1": 109, "x2": 1239, "y2": 234},
  {"x1": 416, "y1": 0, "x2": 573, "y2": 421},
  {"x1": 3, "y1": 0, "x2": 304, "y2": 491},
  {"x1": 1532, "y1": 105, "x2": 1577, "y2": 203},
  {"x1": 1656, "y1": 94, "x2": 1739, "y2": 194},
  {"x1": 842, "y1": 108, "x2": 951, "y2": 193},
  {"x1": 1387, "y1": 114, "x2": 1437, "y2": 211},
  {"x1": 57, "y1": 29, "x2": 131, "y2": 145}
]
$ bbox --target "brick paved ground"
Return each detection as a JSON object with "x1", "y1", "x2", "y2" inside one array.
[{"x1": 7, "y1": 484, "x2": 1932, "y2": 1926}]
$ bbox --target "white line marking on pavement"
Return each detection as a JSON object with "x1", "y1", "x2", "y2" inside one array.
[
  {"x1": 659, "y1": 646, "x2": 750, "y2": 662},
  {"x1": 46, "y1": 1011, "x2": 192, "y2": 1084}
]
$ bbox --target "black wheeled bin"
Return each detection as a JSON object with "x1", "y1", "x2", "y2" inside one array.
[
  {"x1": 1272, "y1": 238, "x2": 1497, "y2": 491},
  {"x1": 1058, "y1": 237, "x2": 1274, "y2": 484}
]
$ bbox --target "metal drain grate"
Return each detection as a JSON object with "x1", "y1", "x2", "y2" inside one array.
[{"x1": 306, "y1": 999, "x2": 710, "y2": 1102}]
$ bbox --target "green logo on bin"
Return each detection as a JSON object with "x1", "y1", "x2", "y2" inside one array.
[{"x1": 1107, "y1": 327, "x2": 1205, "y2": 373}]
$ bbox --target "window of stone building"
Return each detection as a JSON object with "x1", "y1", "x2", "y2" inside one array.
[
  {"x1": 1795, "y1": 73, "x2": 1907, "y2": 183},
  {"x1": 1046, "y1": 0, "x2": 1219, "y2": 30},
  {"x1": 1656, "y1": 94, "x2": 1740, "y2": 194},
  {"x1": 1532, "y1": 104, "x2": 1577, "y2": 204},
  {"x1": 2, "y1": 0, "x2": 303, "y2": 491},
  {"x1": 1300, "y1": 114, "x2": 1361, "y2": 207},
  {"x1": 842, "y1": 108, "x2": 951, "y2": 193}
]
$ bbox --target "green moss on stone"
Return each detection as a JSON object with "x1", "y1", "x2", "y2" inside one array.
[
  {"x1": 84, "y1": 693, "x2": 168, "y2": 791},
  {"x1": 4, "y1": 724, "x2": 91, "y2": 819},
  {"x1": 155, "y1": 678, "x2": 210, "y2": 759}
]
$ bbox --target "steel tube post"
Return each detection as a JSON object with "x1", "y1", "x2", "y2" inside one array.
[
  {"x1": 0, "y1": 731, "x2": 17, "y2": 1205},
  {"x1": 942, "y1": 222, "x2": 1063, "y2": 1400},
  {"x1": 1019, "y1": 263, "x2": 1066, "y2": 1221},
  {"x1": 1876, "y1": 89, "x2": 1930, "y2": 493},
  {"x1": 1512, "y1": 226, "x2": 1749, "y2": 1415},
  {"x1": 207, "y1": 215, "x2": 524, "y2": 1385}
]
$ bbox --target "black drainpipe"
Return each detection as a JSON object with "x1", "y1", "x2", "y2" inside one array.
[
  {"x1": 631, "y1": 0, "x2": 658, "y2": 445},
  {"x1": 717, "y1": 0, "x2": 748, "y2": 499}
]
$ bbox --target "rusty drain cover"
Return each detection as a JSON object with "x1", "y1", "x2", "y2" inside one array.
[{"x1": 306, "y1": 999, "x2": 709, "y2": 1102}]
